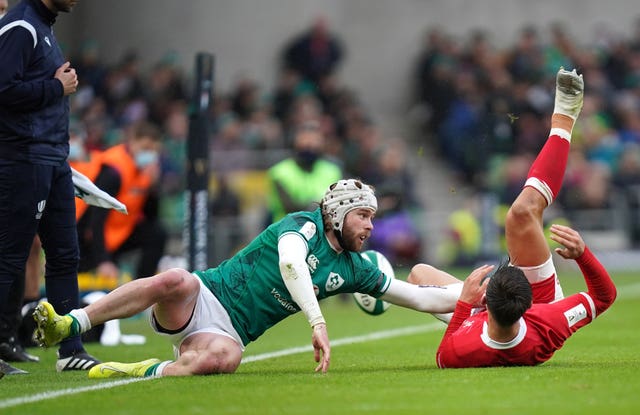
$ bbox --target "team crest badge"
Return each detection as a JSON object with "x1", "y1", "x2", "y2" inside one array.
[{"x1": 325, "y1": 272, "x2": 345, "y2": 292}]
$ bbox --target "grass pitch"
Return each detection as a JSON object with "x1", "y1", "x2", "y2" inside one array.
[{"x1": 1, "y1": 270, "x2": 638, "y2": 414}]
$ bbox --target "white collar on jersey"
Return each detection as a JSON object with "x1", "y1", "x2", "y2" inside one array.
[{"x1": 480, "y1": 317, "x2": 527, "y2": 350}]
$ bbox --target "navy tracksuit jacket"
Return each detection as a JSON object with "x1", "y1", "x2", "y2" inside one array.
[{"x1": 0, "y1": 0, "x2": 81, "y2": 345}]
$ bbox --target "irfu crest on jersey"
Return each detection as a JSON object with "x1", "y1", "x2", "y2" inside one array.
[{"x1": 325, "y1": 272, "x2": 345, "y2": 292}]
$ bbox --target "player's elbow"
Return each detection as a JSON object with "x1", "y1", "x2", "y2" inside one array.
[{"x1": 595, "y1": 286, "x2": 617, "y2": 314}]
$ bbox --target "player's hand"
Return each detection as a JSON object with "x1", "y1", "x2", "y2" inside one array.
[
  {"x1": 54, "y1": 62, "x2": 78, "y2": 96},
  {"x1": 311, "y1": 323, "x2": 330, "y2": 373},
  {"x1": 459, "y1": 264, "x2": 494, "y2": 306},
  {"x1": 550, "y1": 224, "x2": 585, "y2": 259}
]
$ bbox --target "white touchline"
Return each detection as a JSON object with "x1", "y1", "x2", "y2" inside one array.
[
  {"x1": 0, "y1": 323, "x2": 443, "y2": 409},
  {"x1": 241, "y1": 322, "x2": 442, "y2": 363},
  {"x1": 0, "y1": 378, "x2": 148, "y2": 409}
]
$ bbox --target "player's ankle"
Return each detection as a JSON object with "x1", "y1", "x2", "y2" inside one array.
[
  {"x1": 551, "y1": 113, "x2": 574, "y2": 133},
  {"x1": 68, "y1": 308, "x2": 91, "y2": 334}
]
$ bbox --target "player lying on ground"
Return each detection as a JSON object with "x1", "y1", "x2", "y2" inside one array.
[
  {"x1": 34, "y1": 179, "x2": 470, "y2": 377},
  {"x1": 407, "y1": 67, "x2": 617, "y2": 368}
]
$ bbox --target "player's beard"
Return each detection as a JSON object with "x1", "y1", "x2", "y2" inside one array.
[{"x1": 339, "y1": 226, "x2": 367, "y2": 252}]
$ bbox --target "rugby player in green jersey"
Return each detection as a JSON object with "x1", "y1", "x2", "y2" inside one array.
[{"x1": 34, "y1": 179, "x2": 466, "y2": 377}]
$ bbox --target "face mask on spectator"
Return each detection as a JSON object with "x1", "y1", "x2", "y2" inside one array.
[
  {"x1": 134, "y1": 150, "x2": 158, "y2": 169},
  {"x1": 295, "y1": 150, "x2": 319, "y2": 168},
  {"x1": 68, "y1": 142, "x2": 85, "y2": 161}
]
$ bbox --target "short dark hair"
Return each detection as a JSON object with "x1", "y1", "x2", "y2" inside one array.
[{"x1": 485, "y1": 262, "x2": 532, "y2": 327}]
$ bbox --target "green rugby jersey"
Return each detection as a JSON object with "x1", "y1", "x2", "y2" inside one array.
[{"x1": 194, "y1": 208, "x2": 391, "y2": 346}]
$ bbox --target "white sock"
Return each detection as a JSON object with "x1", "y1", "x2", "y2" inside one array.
[
  {"x1": 153, "y1": 360, "x2": 172, "y2": 377},
  {"x1": 69, "y1": 309, "x2": 92, "y2": 333}
]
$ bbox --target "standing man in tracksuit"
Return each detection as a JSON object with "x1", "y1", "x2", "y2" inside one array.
[{"x1": 0, "y1": 0, "x2": 100, "y2": 374}]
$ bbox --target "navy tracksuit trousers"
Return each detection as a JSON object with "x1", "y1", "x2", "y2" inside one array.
[{"x1": 0, "y1": 160, "x2": 83, "y2": 354}]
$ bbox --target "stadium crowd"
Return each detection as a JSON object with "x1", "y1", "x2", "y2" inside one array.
[
  {"x1": 64, "y1": 19, "x2": 422, "y2": 272},
  {"x1": 412, "y1": 21, "x2": 640, "y2": 263},
  {"x1": 60, "y1": 18, "x2": 640, "y2": 273}
]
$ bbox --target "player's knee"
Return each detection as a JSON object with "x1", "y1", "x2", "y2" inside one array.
[
  {"x1": 506, "y1": 197, "x2": 543, "y2": 229},
  {"x1": 150, "y1": 268, "x2": 197, "y2": 298},
  {"x1": 196, "y1": 346, "x2": 241, "y2": 375}
]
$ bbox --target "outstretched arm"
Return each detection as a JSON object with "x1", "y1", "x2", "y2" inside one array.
[
  {"x1": 380, "y1": 278, "x2": 460, "y2": 313},
  {"x1": 382, "y1": 264, "x2": 493, "y2": 313},
  {"x1": 278, "y1": 233, "x2": 330, "y2": 372}
]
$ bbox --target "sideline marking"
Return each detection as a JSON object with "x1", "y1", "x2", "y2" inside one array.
[
  {"x1": 0, "y1": 323, "x2": 442, "y2": 409},
  {"x1": 242, "y1": 322, "x2": 441, "y2": 363},
  {"x1": 0, "y1": 378, "x2": 148, "y2": 409}
]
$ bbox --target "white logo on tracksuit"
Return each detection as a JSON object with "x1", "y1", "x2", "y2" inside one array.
[{"x1": 35, "y1": 200, "x2": 46, "y2": 219}]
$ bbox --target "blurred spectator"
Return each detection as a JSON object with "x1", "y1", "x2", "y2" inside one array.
[
  {"x1": 266, "y1": 121, "x2": 342, "y2": 223},
  {"x1": 613, "y1": 144, "x2": 640, "y2": 245},
  {"x1": 542, "y1": 23, "x2": 578, "y2": 77},
  {"x1": 241, "y1": 106, "x2": 284, "y2": 150},
  {"x1": 284, "y1": 94, "x2": 324, "y2": 140},
  {"x1": 413, "y1": 27, "x2": 458, "y2": 139},
  {"x1": 281, "y1": 15, "x2": 344, "y2": 86},
  {"x1": 67, "y1": 120, "x2": 90, "y2": 162},
  {"x1": 341, "y1": 116, "x2": 382, "y2": 182},
  {"x1": 505, "y1": 25, "x2": 545, "y2": 83},
  {"x1": 210, "y1": 112, "x2": 253, "y2": 173},
  {"x1": 231, "y1": 76, "x2": 261, "y2": 122},
  {"x1": 438, "y1": 69, "x2": 485, "y2": 181},
  {"x1": 560, "y1": 150, "x2": 612, "y2": 211},
  {"x1": 271, "y1": 68, "x2": 303, "y2": 124},
  {"x1": 209, "y1": 175, "x2": 243, "y2": 262},
  {"x1": 158, "y1": 103, "x2": 189, "y2": 232},
  {"x1": 437, "y1": 202, "x2": 482, "y2": 267},
  {"x1": 74, "y1": 121, "x2": 167, "y2": 280},
  {"x1": 146, "y1": 50, "x2": 187, "y2": 126},
  {"x1": 159, "y1": 103, "x2": 189, "y2": 195},
  {"x1": 104, "y1": 50, "x2": 146, "y2": 124},
  {"x1": 74, "y1": 39, "x2": 108, "y2": 98},
  {"x1": 366, "y1": 140, "x2": 422, "y2": 266},
  {"x1": 211, "y1": 175, "x2": 241, "y2": 218}
]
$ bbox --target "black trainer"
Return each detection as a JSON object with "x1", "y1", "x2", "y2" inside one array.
[
  {"x1": 0, "y1": 337, "x2": 40, "y2": 362},
  {"x1": 0, "y1": 358, "x2": 28, "y2": 375}
]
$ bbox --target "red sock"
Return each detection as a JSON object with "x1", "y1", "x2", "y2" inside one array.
[{"x1": 525, "y1": 130, "x2": 570, "y2": 205}]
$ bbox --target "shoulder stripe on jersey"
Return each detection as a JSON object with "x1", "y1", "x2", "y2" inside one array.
[
  {"x1": 578, "y1": 291, "x2": 597, "y2": 319},
  {"x1": 0, "y1": 20, "x2": 38, "y2": 48}
]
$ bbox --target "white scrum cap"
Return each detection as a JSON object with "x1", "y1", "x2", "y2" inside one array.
[{"x1": 321, "y1": 179, "x2": 377, "y2": 232}]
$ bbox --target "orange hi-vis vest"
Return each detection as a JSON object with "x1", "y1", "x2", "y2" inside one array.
[
  {"x1": 70, "y1": 150, "x2": 104, "y2": 221},
  {"x1": 74, "y1": 144, "x2": 153, "y2": 252}
]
